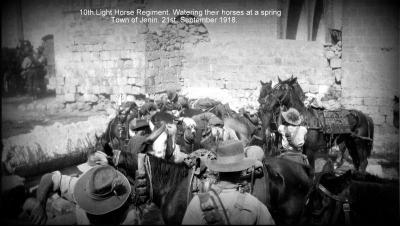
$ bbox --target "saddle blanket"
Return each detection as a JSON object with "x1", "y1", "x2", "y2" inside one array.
[
  {"x1": 322, "y1": 109, "x2": 352, "y2": 134},
  {"x1": 310, "y1": 109, "x2": 352, "y2": 134}
]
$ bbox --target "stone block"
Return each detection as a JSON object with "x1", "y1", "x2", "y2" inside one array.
[
  {"x1": 309, "y1": 85, "x2": 319, "y2": 94},
  {"x1": 64, "y1": 93, "x2": 77, "y2": 103},
  {"x1": 83, "y1": 94, "x2": 99, "y2": 103},
  {"x1": 330, "y1": 58, "x2": 342, "y2": 68},
  {"x1": 64, "y1": 85, "x2": 77, "y2": 94},
  {"x1": 99, "y1": 86, "x2": 112, "y2": 94},
  {"x1": 318, "y1": 85, "x2": 330, "y2": 95},
  {"x1": 127, "y1": 78, "x2": 136, "y2": 85},
  {"x1": 56, "y1": 86, "x2": 64, "y2": 95},
  {"x1": 56, "y1": 77, "x2": 65, "y2": 85},
  {"x1": 325, "y1": 50, "x2": 335, "y2": 59},
  {"x1": 92, "y1": 86, "x2": 100, "y2": 94}
]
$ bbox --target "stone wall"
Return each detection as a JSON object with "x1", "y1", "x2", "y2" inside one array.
[
  {"x1": 341, "y1": 0, "x2": 399, "y2": 154},
  {"x1": 53, "y1": 0, "x2": 147, "y2": 108}
]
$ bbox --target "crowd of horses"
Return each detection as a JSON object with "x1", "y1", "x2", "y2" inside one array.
[{"x1": 93, "y1": 76, "x2": 398, "y2": 225}]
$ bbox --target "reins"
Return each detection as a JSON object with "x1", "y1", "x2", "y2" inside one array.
[
  {"x1": 304, "y1": 177, "x2": 352, "y2": 226},
  {"x1": 144, "y1": 154, "x2": 154, "y2": 202}
]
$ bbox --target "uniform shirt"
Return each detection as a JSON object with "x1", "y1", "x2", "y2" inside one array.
[
  {"x1": 51, "y1": 171, "x2": 137, "y2": 225},
  {"x1": 278, "y1": 125, "x2": 307, "y2": 151},
  {"x1": 182, "y1": 182, "x2": 275, "y2": 225}
]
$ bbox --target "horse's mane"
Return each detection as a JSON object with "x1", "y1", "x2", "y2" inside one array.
[{"x1": 147, "y1": 154, "x2": 189, "y2": 189}]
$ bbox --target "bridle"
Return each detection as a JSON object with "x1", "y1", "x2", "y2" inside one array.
[
  {"x1": 259, "y1": 84, "x2": 291, "y2": 132},
  {"x1": 304, "y1": 176, "x2": 352, "y2": 225}
]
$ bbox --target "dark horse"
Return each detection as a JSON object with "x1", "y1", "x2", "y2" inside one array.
[
  {"x1": 301, "y1": 169, "x2": 399, "y2": 225},
  {"x1": 116, "y1": 141, "x2": 312, "y2": 225},
  {"x1": 258, "y1": 80, "x2": 277, "y2": 154},
  {"x1": 259, "y1": 76, "x2": 374, "y2": 172},
  {"x1": 98, "y1": 101, "x2": 140, "y2": 156}
]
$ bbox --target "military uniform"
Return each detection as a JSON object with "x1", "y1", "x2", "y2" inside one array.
[
  {"x1": 182, "y1": 140, "x2": 275, "y2": 225},
  {"x1": 49, "y1": 170, "x2": 138, "y2": 225},
  {"x1": 182, "y1": 181, "x2": 275, "y2": 225}
]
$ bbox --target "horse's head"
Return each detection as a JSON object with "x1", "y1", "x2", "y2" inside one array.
[
  {"x1": 258, "y1": 80, "x2": 273, "y2": 104},
  {"x1": 303, "y1": 170, "x2": 353, "y2": 225},
  {"x1": 263, "y1": 76, "x2": 305, "y2": 112},
  {"x1": 148, "y1": 112, "x2": 177, "y2": 161},
  {"x1": 117, "y1": 101, "x2": 139, "y2": 124}
]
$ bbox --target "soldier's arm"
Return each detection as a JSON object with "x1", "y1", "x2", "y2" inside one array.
[
  {"x1": 30, "y1": 172, "x2": 54, "y2": 225},
  {"x1": 31, "y1": 171, "x2": 75, "y2": 225}
]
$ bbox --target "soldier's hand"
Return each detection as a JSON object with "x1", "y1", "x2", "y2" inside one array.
[{"x1": 30, "y1": 202, "x2": 47, "y2": 225}]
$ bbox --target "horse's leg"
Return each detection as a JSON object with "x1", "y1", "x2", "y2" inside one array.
[
  {"x1": 304, "y1": 146, "x2": 315, "y2": 170},
  {"x1": 344, "y1": 137, "x2": 360, "y2": 171},
  {"x1": 355, "y1": 139, "x2": 369, "y2": 172}
]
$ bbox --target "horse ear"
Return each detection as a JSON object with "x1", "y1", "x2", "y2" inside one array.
[
  {"x1": 277, "y1": 76, "x2": 282, "y2": 83},
  {"x1": 290, "y1": 77, "x2": 298, "y2": 85},
  {"x1": 265, "y1": 164, "x2": 284, "y2": 185},
  {"x1": 260, "y1": 80, "x2": 266, "y2": 86}
]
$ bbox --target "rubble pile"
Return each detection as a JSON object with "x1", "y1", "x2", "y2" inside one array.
[{"x1": 324, "y1": 41, "x2": 342, "y2": 83}]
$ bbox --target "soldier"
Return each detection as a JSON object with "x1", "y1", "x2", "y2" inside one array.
[
  {"x1": 182, "y1": 140, "x2": 275, "y2": 225},
  {"x1": 29, "y1": 153, "x2": 138, "y2": 225},
  {"x1": 277, "y1": 108, "x2": 309, "y2": 166}
]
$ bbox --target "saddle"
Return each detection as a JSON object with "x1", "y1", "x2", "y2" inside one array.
[
  {"x1": 307, "y1": 109, "x2": 352, "y2": 134},
  {"x1": 278, "y1": 151, "x2": 310, "y2": 167}
]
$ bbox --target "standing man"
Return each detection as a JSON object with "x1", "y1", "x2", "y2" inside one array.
[
  {"x1": 182, "y1": 140, "x2": 275, "y2": 225},
  {"x1": 277, "y1": 108, "x2": 309, "y2": 166}
]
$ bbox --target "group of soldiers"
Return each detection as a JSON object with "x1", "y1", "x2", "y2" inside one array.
[
  {"x1": 2, "y1": 40, "x2": 47, "y2": 98},
  {"x1": 2, "y1": 89, "x2": 310, "y2": 225}
]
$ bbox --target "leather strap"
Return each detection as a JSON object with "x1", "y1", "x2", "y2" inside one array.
[
  {"x1": 187, "y1": 166, "x2": 196, "y2": 206},
  {"x1": 209, "y1": 188, "x2": 231, "y2": 225}
]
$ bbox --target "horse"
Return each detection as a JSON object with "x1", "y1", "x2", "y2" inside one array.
[
  {"x1": 258, "y1": 80, "x2": 278, "y2": 154},
  {"x1": 99, "y1": 101, "x2": 140, "y2": 155},
  {"x1": 209, "y1": 103, "x2": 263, "y2": 147},
  {"x1": 259, "y1": 76, "x2": 374, "y2": 172},
  {"x1": 258, "y1": 80, "x2": 274, "y2": 104},
  {"x1": 115, "y1": 135, "x2": 313, "y2": 225},
  {"x1": 263, "y1": 157, "x2": 313, "y2": 225},
  {"x1": 301, "y1": 169, "x2": 399, "y2": 225}
]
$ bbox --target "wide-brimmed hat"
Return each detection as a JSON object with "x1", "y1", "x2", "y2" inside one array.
[
  {"x1": 130, "y1": 118, "x2": 149, "y2": 131},
  {"x1": 74, "y1": 165, "x2": 131, "y2": 215},
  {"x1": 281, "y1": 108, "x2": 302, "y2": 126},
  {"x1": 205, "y1": 140, "x2": 256, "y2": 172}
]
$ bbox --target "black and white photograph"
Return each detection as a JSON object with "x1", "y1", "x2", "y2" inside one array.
[{"x1": 1, "y1": 0, "x2": 399, "y2": 225}]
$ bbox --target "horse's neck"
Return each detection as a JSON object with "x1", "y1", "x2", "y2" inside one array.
[{"x1": 148, "y1": 156, "x2": 189, "y2": 201}]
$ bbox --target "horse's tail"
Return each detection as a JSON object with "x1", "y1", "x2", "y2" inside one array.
[
  {"x1": 365, "y1": 114, "x2": 374, "y2": 156},
  {"x1": 350, "y1": 110, "x2": 374, "y2": 157}
]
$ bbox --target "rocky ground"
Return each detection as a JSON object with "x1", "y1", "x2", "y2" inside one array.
[{"x1": 1, "y1": 95, "x2": 398, "y2": 224}]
